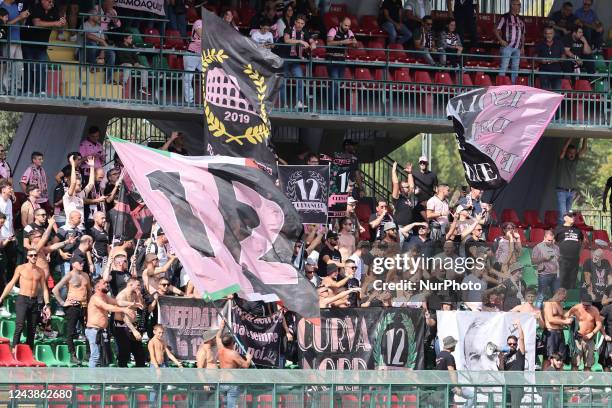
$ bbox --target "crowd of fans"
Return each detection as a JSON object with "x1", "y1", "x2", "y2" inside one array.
[
  {"x1": 0, "y1": 127, "x2": 608, "y2": 377},
  {"x1": 0, "y1": 0, "x2": 608, "y2": 103}
]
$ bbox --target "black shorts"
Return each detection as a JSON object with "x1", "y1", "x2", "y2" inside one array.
[{"x1": 546, "y1": 329, "x2": 567, "y2": 358}]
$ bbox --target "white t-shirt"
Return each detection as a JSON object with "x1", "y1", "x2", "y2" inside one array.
[
  {"x1": 251, "y1": 30, "x2": 274, "y2": 47},
  {"x1": 0, "y1": 196, "x2": 13, "y2": 238},
  {"x1": 63, "y1": 191, "x2": 85, "y2": 227},
  {"x1": 426, "y1": 195, "x2": 449, "y2": 228}
]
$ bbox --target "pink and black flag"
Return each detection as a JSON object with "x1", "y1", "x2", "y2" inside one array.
[
  {"x1": 110, "y1": 137, "x2": 319, "y2": 317},
  {"x1": 108, "y1": 180, "x2": 153, "y2": 241},
  {"x1": 446, "y1": 85, "x2": 563, "y2": 190}
]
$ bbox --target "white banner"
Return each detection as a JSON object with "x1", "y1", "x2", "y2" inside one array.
[
  {"x1": 436, "y1": 311, "x2": 537, "y2": 371},
  {"x1": 115, "y1": 0, "x2": 165, "y2": 16}
]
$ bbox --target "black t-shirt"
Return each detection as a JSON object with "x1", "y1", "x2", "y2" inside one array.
[
  {"x1": 71, "y1": 247, "x2": 90, "y2": 274},
  {"x1": 280, "y1": 27, "x2": 312, "y2": 58},
  {"x1": 412, "y1": 170, "x2": 438, "y2": 203},
  {"x1": 89, "y1": 226, "x2": 109, "y2": 259},
  {"x1": 554, "y1": 225, "x2": 583, "y2": 259},
  {"x1": 57, "y1": 225, "x2": 82, "y2": 254},
  {"x1": 103, "y1": 183, "x2": 116, "y2": 210},
  {"x1": 368, "y1": 213, "x2": 393, "y2": 241},
  {"x1": 110, "y1": 269, "x2": 131, "y2": 296},
  {"x1": 503, "y1": 349, "x2": 525, "y2": 371},
  {"x1": 23, "y1": 221, "x2": 47, "y2": 236},
  {"x1": 392, "y1": 194, "x2": 416, "y2": 226},
  {"x1": 380, "y1": 0, "x2": 402, "y2": 23},
  {"x1": 535, "y1": 39, "x2": 565, "y2": 72},
  {"x1": 601, "y1": 303, "x2": 612, "y2": 337},
  {"x1": 413, "y1": 202, "x2": 426, "y2": 223},
  {"x1": 550, "y1": 10, "x2": 577, "y2": 33},
  {"x1": 435, "y1": 350, "x2": 456, "y2": 370},
  {"x1": 317, "y1": 245, "x2": 341, "y2": 277},
  {"x1": 21, "y1": 3, "x2": 59, "y2": 48},
  {"x1": 563, "y1": 34, "x2": 585, "y2": 58},
  {"x1": 53, "y1": 182, "x2": 67, "y2": 207},
  {"x1": 168, "y1": 145, "x2": 190, "y2": 156},
  {"x1": 464, "y1": 237, "x2": 487, "y2": 259},
  {"x1": 582, "y1": 259, "x2": 611, "y2": 300}
]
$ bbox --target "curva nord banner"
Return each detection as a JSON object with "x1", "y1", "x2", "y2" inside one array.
[
  {"x1": 157, "y1": 296, "x2": 225, "y2": 361},
  {"x1": 231, "y1": 303, "x2": 284, "y2": 367},
  {"x1": 297, "y1": 308, "x2": 424, "y2": 370},
  {"x1": 115, "y1": 0, "x2": 165, "y2": 16},
  {"x1": 446, "y1": 86, "x2": 563, "y2": 190},
  {"x1": 278, "y1": 165, "x2": 330, "y2": 224}
]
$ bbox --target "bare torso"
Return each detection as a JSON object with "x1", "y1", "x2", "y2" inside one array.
[
  {"x1": 65, "y1": 271, "x2": 90, "y2": 305},
  {"x1": 16, "y1": 263, "x2": 45, "y2": 298},
  {"x1": 573, "y1": 306, "x2": 597, "y2": 335},
  {"x1": 545, "y1": 301, "x2": 565, "y2": 330},
  {"x1": 87, "y1": 293, "x2": 111, "y2": 329}
]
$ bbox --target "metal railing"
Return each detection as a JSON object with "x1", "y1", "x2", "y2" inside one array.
[
  {"x1": 1, "y1": 36, "x2": 611, "y2": 126},
  {"x1": 0, "y1": 368, "x2": 610, "y2": 408}
]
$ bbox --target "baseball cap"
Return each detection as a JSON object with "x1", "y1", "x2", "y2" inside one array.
[
  {"x1": 325, "y1": 231, "x2": 339, "y2": 240},
  {"x1": 157, "y1": 228, "x2": 165, "y2": 235},
  {"x1": 564, "y1": 210, "x2": 576, "y2": 217},
  {"x1": 418, "y1": 155, "x2": 428, "y2": 163},
  {"x1": 347, "y1": 196, "x2": 358, "y2": 205},
  {"x1": 383, "y1": 222, "x2": 397, "y2": 232},
  {"x1": 327, "y1": 264, "x2": 338, "y2": 274},
  {"x1": 305, "y1": 257, "x2": 317, "y2": 266}
]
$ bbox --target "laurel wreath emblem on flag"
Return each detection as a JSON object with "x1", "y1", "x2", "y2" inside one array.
[
  {"x1": 373, "y1": 312, "x2": 418, "y2": 369},
  {"x1": 201, "y1": 49, "x2": 271, "y2": 146}
]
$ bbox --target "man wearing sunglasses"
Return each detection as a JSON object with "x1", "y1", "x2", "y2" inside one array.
[
  {"x1": 23, "y1": 207, "x2": 55, "y2": 251},
  {"x1": 0, "y1": 248, "x2": 50, "y2": 351},
  {"x1": 498, "y1": 319, "x2": 526, "y2": 408}
]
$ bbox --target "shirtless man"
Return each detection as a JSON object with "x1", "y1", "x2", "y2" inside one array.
[
  {"x1": 141, "y1": 253, "x2": 178, "y2": 295},
  {"x1": 28, "y1": 216, "x2": 76, "y2": 280},
  {"x1": 114, "y1": 278, "x2": 146, "y2": 367},
  {"x1": 543, "y1": 288, "x2": 573, "y2": 370},
  {"x1": 510, "y1": 288, "x2": 544, "y2": 327},
  {"x1": 148, "y1": 324, "x2": 183, "y2": 368},
  {"x1": 196, "y1": 329, "x2": 218, "y2": 369},
  {"x1": 216, "y1": 320, "x2": 251, "y2": 408},
  {"x1": 85, "y1": 278, "x2": 138, "y2": 368},
  {"x1": 0, "y1": 249, "x2": 50, "y2": 350},
  {"x1": 567, "y1": 298, "x2": 603, "y2": 371},
  {"x1": 318, "y1": 286, "x2": 360, "y2": 308},
  {"x1": 52, "y1": 259, "x2": 91, "y2": 364}
]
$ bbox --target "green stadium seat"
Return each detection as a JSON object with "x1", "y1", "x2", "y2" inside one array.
[
  {"x1": 76, "y1": 344, "x2": 88, "y2": 367},
  {"x1": 152, "y1": 55, "x2": 170, "y2": 71},
  {"x1": 0, "y1": 320, "x2": 16, "y2": 342},
  {"x1": 128, "y1": 28, "x2": 153, "y2": 49},
  {"x1": 35, "y1": 344, "x2": 63, "y2": 367},
  {"x1": 137, "y1": 55, "x2": 151, "y2": 68},
  {"x1": 5, "y1": 296, "x2": 16, "y2": 314},
  {"x1": 55, "y1": 344, "x2": 78, "y2": 367}
]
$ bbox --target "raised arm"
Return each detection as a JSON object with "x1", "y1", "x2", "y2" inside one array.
[
  {"x1": 67, "y1": 156, "x2": 78, "y2": 197},
  {"x1": 83, "y1": 157, "x2": 96, "y2": 195},
  {"x1": 578, "y1": 138, "x2": 587, "y2": 158},
  {"x1": 391, "y1": 162, "x2": 400, "y2": 200},
  {"x1": 559, "y1": 138, "x2": 572, "y2": 159},
  {"x1": 160, "y1": 132, "x2": 180, "y2": 152}
]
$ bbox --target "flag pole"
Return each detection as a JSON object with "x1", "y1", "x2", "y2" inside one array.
[{"x1": 208, "y1": 296, "x2": 258, "y2": 368}]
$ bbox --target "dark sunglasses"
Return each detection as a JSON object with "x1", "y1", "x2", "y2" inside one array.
[
  {"x1": 508, "y1": 342, "x2": 517, "y2": 346},
  {"x1": 160, "y1": 283, "x2": 169, "y2": 287},
  {"x1": 27, "y1": 253, "x2": 37, "y2": 258}
]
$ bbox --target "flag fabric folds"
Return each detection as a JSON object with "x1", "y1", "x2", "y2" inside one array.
[
  {"x1": 108, "y1": 180, "x2": 153, "y2": 241},
  {"x1": 201, "y1": 9, "x2": 282, "y2": 177},
  {"x1": 110, "y1": 137, "x2": 319, "y2": 318},
  {"x1": 446, "y1": 85, "x2": 563, "y2": 190}
]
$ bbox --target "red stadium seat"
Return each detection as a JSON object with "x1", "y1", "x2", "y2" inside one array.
[
  {"x1": 311, "y1": 39, "x2": 326, "y2": 59},
  {"x1": 163, "y1": 29, "x2": 185, "y2": 50},
  {"x1": 186, "y1": 7, "x2": 199, "y2": 24},
  {"x1": 323, "y1": 13, "x2": 340, "y2": 31},
  {"x1": 349, "y1": 15, "x2": 360, "y2": 33},
  {"x1": 592, "y1": 230, "x2": 611, "y2": 244},
  {"x1": 495, "y1": 75, "x2": 512, "y2": 86},
  {"x1": 142, "y1": 28, "x2": 161, "y2": 48},
  {"x1": 110, "y1": 394, "x2": 129, "y2": 408},
  {"x1": 392, "y1": 68, "x2": 413, "y2": 90},
  {"x1": 458, "y1": 73, "x2": 473, "y2": 87},
  {"x1": 313, "y1": 64, "x2": 329, "y2": 79},
  {"x1": 372, "y1": 68, "x2": 388, "y2": 82},
  {"x1": 360, "y1": 15, "x2": 384, "y2": 36},
  {"x1": 15, "y1": 344, "x2": 45, "y2": 367},
  {"x1": 388, "y1": 43, "x2": 408, "y2": 62},
  {"x1": 560, "y1": 78, "x2": 573, "y2": 91},
  {"x1": 574, "y1": 211, "x2": 593, "y2": 231},
  {"x1": 474, "y1": 72, "x2": 493, "y2": 87},
  {"x1": 343, "y1": 67, "x2": 354, "y2": 80},
  {"x1": 238, "y1": 7, "x2": 256, "y2": 27},
  {"x1": 524, "y1": 209, "x2": 547, "y2": 228},
  {"x1": 0, "y1": 337, "x2": 9, "y2": 344},
  {"x1": 434, "y1": 72, "x2": 454, "y2": 90},
  {"x1": 477, "y1": 13, "x2": 495, "y2": 42},
  {"x1": 354, "y1": 67, "x2": 374, "y2": 88},
  {"x1": 0, "y1": 344, "x2": 22, "y2": 366},
  {"x1": 529, "y1": 228, "x2": 545, "y2": 245},
  {"x1": 347, "y1": 41, "x2": 368, "y2": 60},
  {"x1": 366, "y1": 40, "x2": 386, "y2": 61},
  {"x1": 329, "y1": 3, "x2": 347, "y2": 15},
  {"x1": 501, "y1": 209, "x2": 525, "y2": 228},
  {"x1": 487, "y1": 225, "x2": 502, "y2": 242},
  {"x1": 414, "y1": 71, "x2": 432, "y2": 86},
  {"x1": 544, "y1": 210, "x2": 559, "y2": 228}
]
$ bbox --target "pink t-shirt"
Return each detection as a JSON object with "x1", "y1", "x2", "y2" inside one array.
[
  {"x1": 20, "y1": 165, "x2": 48, "y2": 203},
  {"x1": 0, "y1": 161, "x2": 11, "y2": 180},
  {"x1": 188, "y1": 20, "x2": 202, "y2": 54}
]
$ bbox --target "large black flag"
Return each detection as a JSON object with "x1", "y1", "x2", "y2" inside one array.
[
  {"x1": 201, "y1": 9, "x2": 282, "y2": 177},
  {"x1": 108, "y1": 181, "x2": 153, "y2": 241}
]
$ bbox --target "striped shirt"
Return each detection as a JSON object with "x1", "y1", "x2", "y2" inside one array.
[{"x1": 496, "y1": 13, "x2": 525, "y2": 49}]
